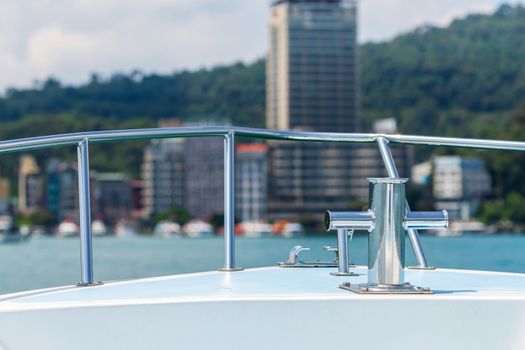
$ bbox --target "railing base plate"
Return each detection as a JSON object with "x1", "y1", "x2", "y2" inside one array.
[
  {"x1": 77, "y1": 281, "x2": 104, "y2": 287},
  {"x1": 407, "y1": 266, "x2": 436, "y2": 270},
  {"x1": 218, "y1": 267, "x2": 244, "y2": 272},
  {"x1": 330, "y1": 271, "x2": 360, "y2": 276},
  {"x1": 341, "y1": 282, "x2": 433, "y2": 294}
]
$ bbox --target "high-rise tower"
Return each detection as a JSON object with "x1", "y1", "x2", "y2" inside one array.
[
  {"x1": 266, "y1": 0, "x2": 360, "y2": 221},
  {"x1": 267, "y1": 0, "x2": 359, "y2": 132}
]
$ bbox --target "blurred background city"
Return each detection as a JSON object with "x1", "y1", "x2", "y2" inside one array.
[{"x1": 0, "y1": 0, "x2": 524, "y2": 292}]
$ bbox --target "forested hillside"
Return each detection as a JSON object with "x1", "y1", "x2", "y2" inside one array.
[
  {"x1": 0, "y1": 60, "x2": 265, "y2": 127},
  {"x1": 361, "y1": 4, "x2": 525, "y2": 138},
  {"x1": 0, "y1": 4, "x2": 524, "y2": 220}
]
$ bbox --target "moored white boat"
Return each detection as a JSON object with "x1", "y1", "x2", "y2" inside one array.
[
  {"x1": 154, "y1": 220, "x2": 182, "y2": 238},
  {"x1": 238, "y1": 220, "x2": 273, "y2": 237},
  {"x1": 446, "y1": 220, "x2": 487, "y2": 235},
  {"x1": 0, "y1": 215, "x2": 28, "y2": 243},
  {"x1": 281, "y1": 222, "x2": 304, "y2": 237},
  {"x1": 272, "y1": 220, "x2": 305, "y2": 237},
  {"x1": 183, "y1": 220, "x2": 214, "y2": 238},
  {"x1": 92, "y1": 219, "x2": 108, "y2": 236},
  {"x1": 57, "y1": 221, "x2": 79, "y2": 237},
  {"x1": 115, "y1": 220, "x2": 137, "y2": 237}
]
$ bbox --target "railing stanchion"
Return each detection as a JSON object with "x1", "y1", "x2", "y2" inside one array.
[
  {"x1": 376, "y1": 136, "x2": 434, "y2": 269},
  {"x1": 219, "y1": 131, "x2": 242, "y2": 271},
  {"x1": 77, "y1": 138, "x2": 99, "y2": 286}
]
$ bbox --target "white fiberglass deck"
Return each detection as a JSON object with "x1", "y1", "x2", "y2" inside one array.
[
  {"x1": 1, "y1": 266, "x2": 525, "y2": 305},
  {"x1": 0, "y1": 266, "x2": 524, "y2": 350}
]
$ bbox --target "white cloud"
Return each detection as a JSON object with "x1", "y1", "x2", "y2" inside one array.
[
  {"x1": 0, "y1": 0, "x2": 519, "y2": 90},
  {"x1": 0, "y1": 0, "x2": 268, "y2": 90}
]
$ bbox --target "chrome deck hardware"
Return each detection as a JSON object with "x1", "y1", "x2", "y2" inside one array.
[
  {"x1": 278, "y1": 245, "x2": 339, "y2": 267},
  {"x1": 376, "y1": 136, "x2": 433, "y2": 269},
  {"x1": 218, "y1": 131, "x2": 243, "y2": 272},
  {"x1": 325, "y1": 228, "x2": 360, "y2": 276},
  {"x1": 325, "y1": 177, "x2": 448, "y2": 294}
]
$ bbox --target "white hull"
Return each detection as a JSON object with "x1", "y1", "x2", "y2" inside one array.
[
  {"x1": 0, "y1": 266, "x2": 523, "y2": 350},
  {"x1": 57, "y1": 222, "x2": 79, "y2": 237}
]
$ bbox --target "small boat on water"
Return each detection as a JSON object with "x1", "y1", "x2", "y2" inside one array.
[
  {"x1": 445, "y1": 220, "x2": 487, "y2": 235},
  {"x1": 238, "y1": 220, "x2": 272, "y2": 237},
  {"x1": 57, "y1": 221, "x2": 79, "y2": 237},
  {"x1": 92, "y1": 220, "x2": 108, "y2": 236},
  {"x1": 153, "y1": 220, "x2": 182, "y2": 238},
  {"x1": 273, "y1": 220, "x2": 305, "y2": 237},
  {"x1": 183, "y1": 220, "x2": 214, "y2": 238},
  {"x1": 0, "y1": 127, "x2": 524, "y2": 350},
  {"x1": 281, "y1": 222, "x2": 304, "y2": 237},
  {"x1": 115, "y1": 219, "x2": 138, "y2": 237},
  {"x1": 0, "y1": 215, "x2": 28, "y2": 243}
]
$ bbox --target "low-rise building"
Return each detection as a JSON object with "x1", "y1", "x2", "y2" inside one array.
[
  {"x1": 433, "y1": 156, "x2": 491, "y2": 220},
  {"x1": 92, "y1": 172, "x2": 132, "y2": 226},
  {"x1": 0, "y1": 178, "x2": 10, "y2": 214},
  {"x1": 18, "y1": 155, "x2": 43, "y2": 215},
  {"x1": 235, "y1": 143, "x2": 268, "y2": 222},
  {"x1": 142, "y1": 118, "x2": 229, "y2": 220},
  {"x1": 46, "y1": 160, "x2": 79, "y2": 223},
  {"x1": 183, "y1": 136, "x2": 224, "y2": 220},
  {"x1": 142, "y1": 139, "x2": 185, "y2": 218},
  {"x1": 412, "y1": 161, "x2": 432, "y2": 185}
]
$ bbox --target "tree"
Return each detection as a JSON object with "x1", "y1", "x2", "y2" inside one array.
[{"x1": 153, "y1": 207, "x2": 192, "y2": 226}]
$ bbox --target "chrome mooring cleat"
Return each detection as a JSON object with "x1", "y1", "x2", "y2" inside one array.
[
  {"x1": 277, "y1": 245, "x2": 339, "y2": 267},
  {"x1": 325, "y1": 177, "x2": 448, "y2": 294}
]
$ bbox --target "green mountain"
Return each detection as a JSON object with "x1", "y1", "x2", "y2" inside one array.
[
  {"x1": 361, "y1": 3, "x2": 525, "y2": 138},
  {"x1": 0, "y1": 61, "x2": 265, "y2": 128}
]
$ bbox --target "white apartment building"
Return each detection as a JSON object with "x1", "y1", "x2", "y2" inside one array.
[{"x1": 433, "y1": 156, "x2": 491, "y2": 220}]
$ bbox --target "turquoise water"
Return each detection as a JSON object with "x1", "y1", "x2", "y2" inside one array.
[{"x1": 0, "y1": 234, "x2": 524, "y2": 294}]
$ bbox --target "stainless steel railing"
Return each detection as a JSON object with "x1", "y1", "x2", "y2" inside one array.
[{"x1": 1, "y1": 126, "x2": 524, "y2": 285}]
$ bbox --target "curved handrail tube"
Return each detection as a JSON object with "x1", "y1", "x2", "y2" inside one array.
[
  {"x1": 387, "y1": 134, "x2": 525, "y2": 151},
  {"x1": 376, "y1": 136, "x2": 430, "y2": 268},
  {"x1": 0, "y1": 127, "x2": 374, "y2": 154},
  {"x1": 0, "y1": 126, "x2": 523, "y2": 154}
]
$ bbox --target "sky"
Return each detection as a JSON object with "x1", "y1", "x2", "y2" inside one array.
[{"x1": 0, "y1": 0, "x2": 521, "y2": 91}]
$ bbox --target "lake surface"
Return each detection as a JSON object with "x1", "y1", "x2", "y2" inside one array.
[{"x1": 0, "y1": 234, "x2": 524, "y2": 294}]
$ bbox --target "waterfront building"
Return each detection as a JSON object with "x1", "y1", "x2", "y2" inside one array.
[
  {"x1": 266, "y1": 0, "x2": 360, "y2": 220},
  {"x1": 412, "y1": 161, "x2": 432, "y2": 185},
  {"x1": 268, "y1": 141, "x2": 356, "y2": 219},
  {"x1": 131, "y1": 180, "x2": 144, "y2": 217},
  {"x1": 433, "y1": 156, "x2": 491, "y2": 220},
  {"x1": 182, "y1": 119, "x2": 229, "y2": 220},
  {"x1": 92, "y1": 172, "x2": 132, "y2": 226},
  {"x1": 183, "y1": 136, "x2": 224, "y2": 219},
  {"x1": 142, "y1": 119, "x2": 228, "y2": 220},
  {"x1": 46, "y1": 160, "x2": 79, "y2": 223},
  {"x1": 0, "y1": 178, "x2": 10, "y2": 214},
  {"x1": 235, "y1": 143, "x2": 268, "y2": 222},
  {"x1": 142, "y1": 139, "x2": 185, "y2": 218},
  {"x1": 18, "y1": 155, "x2": 43, "y2": 215},
  {"x1": 267, "y1": 0, "x2": 359, "y2": 132},
  {"x1": 45, "y1": 161, "x2": 135, "y2": 225}
]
